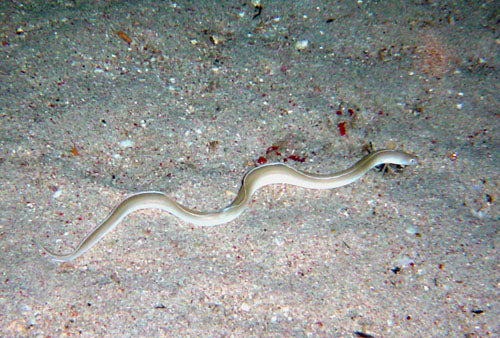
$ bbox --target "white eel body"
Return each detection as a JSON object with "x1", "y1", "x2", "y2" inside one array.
[{"x1": 36, "y1": 149, "x2": 417, "y2": 262}]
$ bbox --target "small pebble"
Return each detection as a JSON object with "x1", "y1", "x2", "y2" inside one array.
[
  {"x1": 274, "y1": 236, "x2": 284, "y2": 246},
  {"x1": 295, "y1": 40, "x2": 309, "y2": 50},
  {"x1": 119, "y1": 140, "x2": 134, "y2": 148},
  {"x1": 52, "y1": 189, "x2": 62, "y2": 199},
  {"x1": 394, "y1": 256, "x2": 414, "y2": 268},
  {"x1": 405, "y1": 225, "x2": 419, "y2": 235}
]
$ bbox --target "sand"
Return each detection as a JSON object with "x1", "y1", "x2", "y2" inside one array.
[{"x1": 0, "y1": 0, "x2": 498, "y2": 337}]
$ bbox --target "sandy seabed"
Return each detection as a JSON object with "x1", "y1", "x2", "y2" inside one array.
[{"x1": 0, "y1": 1, "x2": 498, "y2": 337}]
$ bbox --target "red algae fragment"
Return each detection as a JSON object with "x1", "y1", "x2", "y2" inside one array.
[
  {"x1": 287, "y1": 154, "x2": 306, "y2": 163},
  {"x1": 70, "y1": 147, "x2": 80, "y2": 156},
  {"x1": 338, "y1": 122, "x2": 346, "y2": 136}
]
